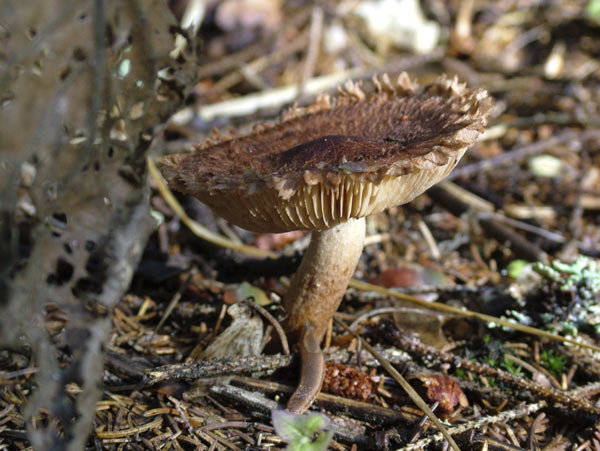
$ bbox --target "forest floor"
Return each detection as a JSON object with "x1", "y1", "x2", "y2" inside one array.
[{"x1": 2, "y1": 0, "x2": 600, "y2": 449}]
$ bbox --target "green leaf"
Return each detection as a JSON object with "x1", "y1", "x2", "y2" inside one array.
[
  {"x1": 506, "y1": 259, "x2": 530, "y2": 279},
  {"x1": 272, "y1": 410, "x2": 308, "y2": 442},
  {"x1": 586, "y1": 0, "x2": 600, "y2": 22},
  {"x1": 304, "y1": 414, "x2": 325, "y2": 432},
  {"x1": 238, "y1": 281, "x2": 270, "y2": 306},
  {"x1": 272, "y1": 410, "x2": 334, "y2": 451}
]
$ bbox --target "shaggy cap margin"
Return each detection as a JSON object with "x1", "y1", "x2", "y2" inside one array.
[{"x1": 159, "y1": 73, "x2": 493, "y2": 232}]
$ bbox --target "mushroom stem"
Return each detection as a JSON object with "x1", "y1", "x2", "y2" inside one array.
[
  {"x1": 284, "y1": 217, "x2": 366, "y2": 343},
  {"x1": 284, "y1": 217, "x2": 365, "y2": 413}
]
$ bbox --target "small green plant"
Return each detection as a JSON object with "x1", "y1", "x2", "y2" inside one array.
[
  {"x1": 272, "y1": 410, "x2": 334, "y2": 451},
  {"x1": 586, "y1": 0, "x2": 600, "y2": 22},
  {"x1": 484, "y1": 356, "x2": 497, "y2": 367},
  {"x1": 541, "y1": 350, "x2": 566, "y2": 377},
  {"x1": 506, "y1": 259, "x2": 530, "y2": 279},
  {"x1": 502, "y1": 356, "x2": 523, "y2": 378}
]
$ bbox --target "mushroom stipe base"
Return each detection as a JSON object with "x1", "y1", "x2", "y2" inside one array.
[
  {"x1": 286, "y1": 325, "x2": 326, "y2": 414},
  {"x1": 283, "y1": 218, "x2": 365, "y2": 413}
]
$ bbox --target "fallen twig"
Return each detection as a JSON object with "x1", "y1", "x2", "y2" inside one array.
[
  {"x1": 143, "y1": 354, "x2": 293, "y2": 386},
  {"x1": 447, "y1": 129, "x2": 600, "y2": 182},
  {"x1": 382, "y1": 322, "x2": 600, "y2": 416},
  {"x1": 399, "y1": 401, "x2": 547, "y2": 451}
]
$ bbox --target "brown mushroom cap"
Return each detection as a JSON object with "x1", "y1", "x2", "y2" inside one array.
[{"x1": 159, "y1": 73, "x2": 492, "y2": 233}]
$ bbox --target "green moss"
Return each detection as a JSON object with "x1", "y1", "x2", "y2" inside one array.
[{"x1": 540, "y1": 350, "x2": 566, "y2": 377}]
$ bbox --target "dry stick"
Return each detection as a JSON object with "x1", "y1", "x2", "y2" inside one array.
[
  {"x1": 96, "y1": 418, "x2": 163, "y2": 439},
  {"x1": 216, "y1": 30, "x2": 310, "y2": 94},
  {"x1": 197, "y1": 67, "x2": 367, "y2": 121},
  {"x1": 168, "y1": 394, "x2": 204, "y2": 446},
  {"x1": 199, "y1": 421, "x2": 251, "y2": 432},
  {"x1": 479, "y1": 211, "x2": 567, "y2": 244},
  {"x1": 428, "y1": 184, "x2": 548, "y2": 262},
  {"x1": 298, "y1": 6, "x2": 323, "y2": 99},
  {"x1": 447, "y1": 129, "x2": 600, "y2": 182},
  {"x1": 437, "y1": 181, "x2": 599, "y2": 257},
  {"x1": 334, "y1": 318, "x2": 462, "y2": 451},
  {"x1": 399, "y1": 401, "x2": 548, "y2": 451},
  {"x1": 200, "y1": 428, "x2": 238, "y2": 450},
  {"x1": 570, "y1": 381, "x2": 600, "y2": 398},
  {"x1": 147, "y1": 157, "x2": 276, "y2": 259},
  {"x1": 209, "y1": 384, "x2": 370, "y2": 446},
  {"x1": 439, "y1": 181, "x2": 566, "y2": 244},
  {"x1": 143, "y1": 354, "x2": 293, "y2": 386},
  {"x1": 409, "y1": 402, "x2": 439, "y2": 444},
  {"x1": 154, "y1": 272, "x2": 193, "y2": 336},
  {"x1": 210, "y1": 304, "x2": 228, "y2": 342},
  {"x1": 403, "y1": 379, "x2": 600, "y2": 451},
  {"x1": 196, "y1": 51, "x2": 444, "y2": 121},
  {"x1": 504, "y1": 354, "x2": 561, "y2": 389},
  {"x1": 231, "y1": 376, "x2": 417, "y2": 425},
  {"x1": 349, "y1": 307, "x2": 409, "y2": 331},
  {"x1": 529, "y1": 413, "x2": 546, "y2": 451},
  {"x1": 564, "y1": 346, "x2": 600, "y2": 378},
  {"x1": 417, "y1": 219, "x2": 441, "y2": 260},
  {"x1": 242, "y1": 300, "x2": 290, "y2": 356},
  {"x1": 142, "y1": 345, "x2": 416, "y2": 387},
  {"x1": 196, "y1": 6, "x2": 312, "y2": 80},
  {"x1": 353, "y1": 283, "x2": 498, "y2": 296},
  {"x1": 384, "y1": 324, "x2": 600, "y2": 416}
]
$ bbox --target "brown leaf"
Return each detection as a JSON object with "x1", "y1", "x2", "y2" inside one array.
[
  {"x1": 412, "y1": 374, "x2": 468, "y2": 416},
  {"x1": 370, "y1": 267, "x2": 422, "y2": 288}
]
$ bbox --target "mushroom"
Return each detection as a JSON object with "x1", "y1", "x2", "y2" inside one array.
[{"x1": 159, "y1": 73, "x2": 492, "y2": 413}]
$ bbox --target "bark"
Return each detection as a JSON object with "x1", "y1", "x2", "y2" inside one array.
[{"x1": 0, "y1": 1, "x2": 196, "y2": 448}]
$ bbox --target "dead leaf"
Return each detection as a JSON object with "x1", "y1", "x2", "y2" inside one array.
[
  {"x1": 200, "y1": 303, "x2": 263, "y2": 359},
  {"x1": 412, "y1": 374, "x2": 468, "y2": 416}
]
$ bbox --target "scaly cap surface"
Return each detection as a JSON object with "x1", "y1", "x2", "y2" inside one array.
[{"x1": 159, "y1": 73, "x2": 492, "y2": 232}]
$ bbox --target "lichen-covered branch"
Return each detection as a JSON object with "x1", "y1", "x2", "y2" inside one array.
[{"x1": 0, "y1": 1, "x2": 196, "y2": 448}]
